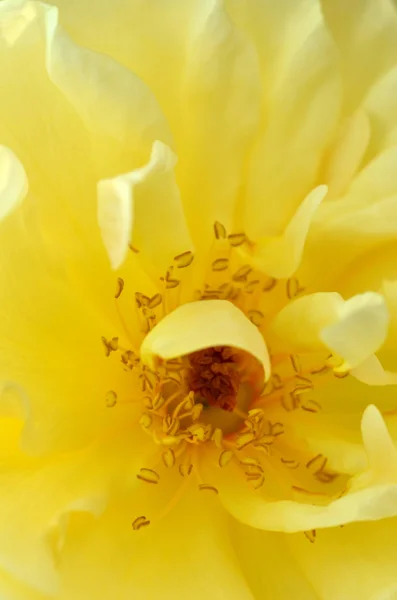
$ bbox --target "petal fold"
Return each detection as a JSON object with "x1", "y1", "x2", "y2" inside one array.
[
  {"x1": 98, "y1": 141, "x2": 193, "y2": 272},
  {"x1": 140, "y1": 299, "x2": 270, "y2": 378}
]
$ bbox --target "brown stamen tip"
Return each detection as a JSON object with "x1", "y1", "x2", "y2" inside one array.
[{"x1": 187, "y1": 347, "x2": 240, "y2": 412}]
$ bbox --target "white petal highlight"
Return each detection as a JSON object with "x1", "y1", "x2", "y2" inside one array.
[
  {"x1": 0, "y1": 146, "x2": 27, "y2": 221},
  {"x1": 321, "y1": 292, "x2": 389, "y2": 370},
  {"x1": 98, "y1": 140, "x2": 193, "y2": 272}
]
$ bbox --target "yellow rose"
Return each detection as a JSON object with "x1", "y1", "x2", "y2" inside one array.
[{"x1": 2, "y1": 0, "x2": 397, "y2": 598}]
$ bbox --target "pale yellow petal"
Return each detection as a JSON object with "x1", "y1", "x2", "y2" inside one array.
[
  {"x1": 177, "y1": 0, "x2": 261, "y2": 246},
  {"x1": 48, "y1": 0, "x2": 199, "y2": 136},
  {"x1": 273, "y1": 291, "x2": 389, "y2": 369},
  {"x1": 0, "y1": 420, "x2": 154, "y2": 594},
  {"x1": 230, "y1": 524, "x2": 319, "y2": 600},
  {"x1": 58, "y1": 485, "x2": 255, "y2": 600},
  {"x1": 323, "y1": 110, "x2": 370, "y2": 200},
  {"x1": 364, "y1": 65, "x2": 397, "y2": 157},
  {"x1": 320, "y1": 292, "x2": 389, "y2": 370},
  {"x1": 288, "y1": 517, "x2": 397, "y2": 600},
  {"x1": 0, "y1": 146, "x2": 27, "y2": 220},
  {"x1": 350, "y1": 354, "x2": 397, "y2": 386},
  {"x1": 245, "y1": 185, "x2": 327, "y2": 279},
  {"x1": 44, "y1": 2, "x2": 172, "y2": 171},
  {"x1": 271, "y1": 292, "x2": 342, "y2": 352},
  {"x1": 141, "y1": 299, "x2": 270, "y2": 379},
  {"x1": 242, "y1": 2, "x2": 340, "y2": 238},
  {"x1": 321, "y1": 0, "x2": 397, "y2": 112},
  {"x1": 98, "y1": 141, "x2": 193, "y2": 273},
  {"x1": 0, "y1": 208, "x2": 138, "y2": 454},
  {"x1": 0, "y1": 567, "x2": 47, "y2": 600},
  {"x1": 215, "y1": 406, "x2": 397, "y2": 532}
]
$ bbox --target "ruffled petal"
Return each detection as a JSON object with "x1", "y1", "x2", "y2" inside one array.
[
  {"x1": 272, "y1": 291, "x2": 389, "y2": 371},
  {"x1": 140, "y1": 299, "x2": 270, "y2": 378},
  {"x1": 58, "y1": 485, "x2": 255, "y2": 600},
  {"x1": 214, "y1": 406, "x2": 397, "y2": 532},
  {"x1": 243, "y1": 185, "x2": 327, "y2": 279},
  {"x1": 98, "y1": 141, "x2": 193, "y2": 273},
  {"x1": 230, "y1": 524, "x2": 320, "y2": 600},
  {"x1": 287, "y1": 517, "x2": 397, "y2": 600},
  {"x1": 321, "y1": 0, "x2": 397, "y2": 112},
  {"x1": 242, "y1": 0, "x2": 340, "y2": 239},
  {"x1": 0, "y1": 419, "x2": 154, "y2": 594},
  {"x1": 176, "y1": 0, "x2": 261, "y2": 245}
]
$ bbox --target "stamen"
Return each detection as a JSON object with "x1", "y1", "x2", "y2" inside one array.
[
  {"x1": 198, "y1": 484, "x2": 219, "y2": 494},
  {"x1": 115, "y1": 277, "x2": 124, "y2": 299},
  {"x1": 137, "y1": 468, "x2": 160, "y2": 485},
  {"x1": 214, "y1": 221, "x2": 227, "y2": 240},
  {"x1": 304, "y1": 530, "x2": 316, "y2": 543},
  {"x1": 105, "y1": 390, "x2": 117, "y2": 408},
  {"x1": 174, "y1": 251, "x2": 194, "y2": 268},
  {"x1": 132, "y1": 516, "x2": 150, "y2": 530},
  {"x1": 219, "y1": 450, "x2": 234, "y2": 468},
  {"x1": 162, "y1": 448, "x2": 176, "y2": 468}
]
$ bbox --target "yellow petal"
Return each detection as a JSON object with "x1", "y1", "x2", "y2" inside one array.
[
  {"x1": 242, "y1": 2, "x2": 340, "y2": 239},
  {"x1": 58, "y1": 484, "x2": 255, "y2": 600},
  {"x1": 215, "y1": 406, "x2": 397, "y2": 532},
  {"x1": 177, "y1": 0, "x2": 261, "y2": 246},
  {"x1": 271, "y1": 292, "x2": 345, "y2": 352},
  {"x1": 321, "y1": 0, "x2": 397, "y2": 111},
  {"x1": 44, "y1": 2, "x2": 172, "y2": 171},
  {"x1": 0, "y1": 146, "x2": 27, "y2": 220},
  {"x1": 245, "y1": 185, "x2": 327, "y2": 279},
  {"x1": 364, "y1": 65, "x2": 397, "y2": 157},
  {"x1": 273, "y1": 291, "x2": 389, "y2": 369},
  {"x1": 231, "y1": 524, "x2": 319, "y2": 600},
  {"x1": 0, "y1": 566, "x2": 47, "y2": 600},
  {"x1": 288, "y1": 517, "x2": 397, "y2": 600},
  {"x1": 350, "y1": 354, "x2": 397, "y2": 386},
  {"x1": 98, "y1": 140, "x2": 193, "y2": 272},
  {"x1": 140, "y1": 299, "x2": 270, "y2": 379},
  {"x1": 0, "y1": 420, "x2": 154, "y2": 595},
  {"x1": 324, "y1": 110, "x2": 370, "y2": 200},
  {"x1": 320, "y1": 292, "x2": 389, "y2": 370}
]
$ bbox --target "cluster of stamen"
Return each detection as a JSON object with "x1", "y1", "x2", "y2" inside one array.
[{"x1": 102, "y1": 221, "x2": 351, "y2": 538}]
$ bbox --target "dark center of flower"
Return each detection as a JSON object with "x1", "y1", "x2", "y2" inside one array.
[{"x1": 187, "y1": 346, "x2": 240, "y2": 412}]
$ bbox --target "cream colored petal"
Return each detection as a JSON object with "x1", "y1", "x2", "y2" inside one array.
[
  {"x1": 0, "y1": 421, "x2": 154, "y2": 595},
  {"x1": 303, "y1": 193, "x2": 397, "y2": 291},
  {"x1": 0, "y1": 208, "x2": 139, "y2": 454},
  {"x1": 58, "y1": 485, "x2": 255, "y2": 600},
  {"x1": 288, "y1": 517, "x2": 397, "y2": 600},
  {"x1": 245, "y1": 185, "x2": 327, "y2": 279},
  {"x1": 0, "y1": 146, "x2": 27, "y2": 220},
  {"x1": 141, "y1": 299, "x2": 270, "y2": 378},
  {"x1": 350, "y1": 354, "x2": 397, "y2": 386},
  {"x1": 271, "y1": 292, "x2": 342, "y2": 351},
  {"x1": 273, "y1": 291, "x2": 389, "y2": 369},
  {"x1": 230, "y1": 524, "x2": 319, "y2": 600},
  {"x1": 177, "y1": 0, "x2": 261, "y2": 246},
  {"x1": 217, "y1": 406, "x2": 397, "y2": 532},
  {"x1": 0, "y1": 567, "x2": 47, "y2": 600},
  {"x1": 242, "y1": 1, "x2": 340, "y2": 239},
  {"x1": 320, "y1": 292, "x2": 389, "y2": 370},
  {"x1": 97, "y1": 176, "x2": 132, "y2": 270},
  {"x1": 44, "y1": 3, "x2": 172, "y2": 169},
  {"x1": 323, "y1": 110, "x2": 370, "y2": 200},
  {"x1": 98, "y1": 140, "x2": 193, "y2": 273},
  {"x1": 364, "y1": 65, "x2": 397, "y2": 157},
  {"x1": 48, "y1": 0, "x2": 199, "y2": 137},
  {"x1": 321, "y1": 0, "x2": 397, "y2": 112}
]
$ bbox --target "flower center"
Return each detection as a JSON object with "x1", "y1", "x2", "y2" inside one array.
[
  {"x1": 103, "y1": 221, "x2": 350, "y2": 531},
  {"x1": 188, "y1": 347, "x2": 240, "y2": 412}
]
